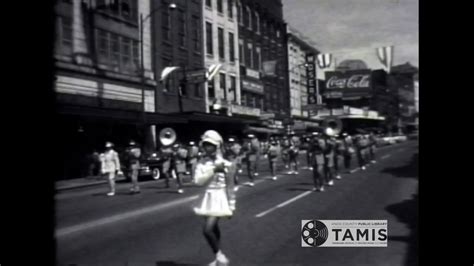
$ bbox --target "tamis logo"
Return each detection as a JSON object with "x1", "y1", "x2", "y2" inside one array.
[
  {"x1": 301, "y1": 220, "x2": 388, "y2": 247},
  {"x1": 301, "y1": 220, "x2": 329, "y2": 247}
]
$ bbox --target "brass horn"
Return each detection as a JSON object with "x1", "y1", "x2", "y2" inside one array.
[
  {"x1": 322, "y1": 117, "x2": 343, "y2": 136},
  {"x1": 159, "y1": 127, "x2": 177, "y2": 147}
]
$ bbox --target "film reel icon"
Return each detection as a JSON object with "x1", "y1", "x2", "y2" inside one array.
[{"x1": 301, "y1": 220, "x2": 328, "y2": 247}]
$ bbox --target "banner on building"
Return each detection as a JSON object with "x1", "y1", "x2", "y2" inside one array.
[
  {"x1": 317, "y1": 53, "x2": 332, "y2": 69},
  {"x1": 160, "y1": 66, "x2": 180, "y2": 82},
  {"x1": 376, "y1": 46, "x2": 394, "y2": 72},
  {"x1": 206, "y1": 64, "x2": 222, "y2": 81}
]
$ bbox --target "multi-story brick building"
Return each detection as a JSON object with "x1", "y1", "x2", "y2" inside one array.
[
  {"x1": 236, "y1": 0, "x2": 289, "y2": 120},
  {"x1": 151, "y1": 0, "x2": 206, "y2": 115},
  {"x1": 53, "y1": 0, "x2": 186, "y2": 180}
]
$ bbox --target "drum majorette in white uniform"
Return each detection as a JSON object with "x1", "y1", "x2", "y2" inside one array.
[{"x1": 193, "y1": 130, "x2": 236, "y2": 266}]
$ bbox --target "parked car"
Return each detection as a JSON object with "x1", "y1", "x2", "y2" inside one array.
[{"x1": 120, "y1": 151, "x2": 166, "y2": 181}]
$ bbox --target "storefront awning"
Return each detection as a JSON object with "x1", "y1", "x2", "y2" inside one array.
[
  {"x1": 58, "y1": 105, "x2": 189, "y2": 124},
  {"x1": 245, "y1": 126, "x2": 282, "y2": 134},
  {"x1": 339, "y1": 115, "x2": 386, "y2": 121}
]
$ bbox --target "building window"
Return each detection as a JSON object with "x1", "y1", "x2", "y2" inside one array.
[
  {"x1": 254, "y1": 46, "x2": 261, "y2": 70},
  {"x1": 246, "y1": 6, "x2": 252, "y2": 30},
  {"x1": 229, "y1": 32, "x2": 235, "y2": 62},
  {"x1": 245, "y1": 42, "x2": 252, "y2": 68},
  {"x1": 230, "y1": 76, "x2": 237, "y2": 102},
  {"x1": 208, "y1": 78, "x2": 215, "y2": 98},
  {"x1": 178, "y1": 10, "x2": 186, "y2": 47},
  {"x1": 192, "y1": 16, "x2": 200, "y2": 52},
  {"x1": 57, "y1": 16, "x2": 72, "y2": 55},
  {"x1": 228, "y1": 0, "x2": 233, "y2": 18},
  {"x1": 218, "y1": 27, "x2": 225, "y2": 60},
  {"x1": 206, "y1": 22, "x2": 213, "y2": 55},
  {"x1": 239, "y1": 39, "x2": 244, "y2": 65},
  {"x1": 220, "y1": 73, "x2": 227, "y2": 100},
  {"x1": 162, "y1": 9, "x2": 171, "y2": 41},
  {"x1": 243, "y1": 6, "x2": 250, "y2": 28},
  {"x1": 238, "y1": 3, "x2": 243, "y2": 25},
  {"x1": 206, "y1": 0, "x2": 212, "y2": 8},
  {"x1": 241, "y1": 92, "x2": 247, "y2": 106},
  {"x1": 162, "y1": 58, "x2": 172, "y2": 92},
  {"x1": 255, "y1": 12, "x2": 260, "y2": 33},
  {"x1": 96, "y1": 29, "x2": 139, "y2": 74},
  {"x1": 180, "y1": 82, "x2": 187, "y2": 96},
  {"x1": 97, "y1": 0, "x2": 138, "y2": 22},
  {"x1": 217, "y1": 0, "x2": 223, "y2": 13},
  {"x1": 194, "y1": 83, "x2": 201, "y2": 97},
  {"x1": 252, "y1": 11, "x2": 257, "y2": 32}
]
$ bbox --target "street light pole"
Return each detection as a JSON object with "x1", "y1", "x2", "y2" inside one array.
[{"x1": 139, "y1": 3, "x2": 177, "y2": 150}]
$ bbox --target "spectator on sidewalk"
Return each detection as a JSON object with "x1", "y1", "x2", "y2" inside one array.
[{"x1": 100, "y1": 142, "x2": 121, "y2": 196}]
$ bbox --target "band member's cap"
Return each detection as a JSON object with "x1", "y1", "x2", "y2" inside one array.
[
  {"x1": 247, "y1": 134, "x2": 255, "y2": 138},
  {"x1": 105, "y1": 142, "x2": 114, "y2": 148},
  {"x1": 202, "y1": 130, "x2": 224, "y2": 147},
  {"x1": 228, "y1": 137, "x2": 235, "y2": 142},
  {"x1": 311, "y1": 132, "x2": 319, "y2": 136},
  {"x1": 342, "y1": 132, "x2": 348, "y2": 136},
  {"x1": 189, "y1": 141, "x2": 195, "y2": 145},
  {"x1": 129, "y1": 140, "x2": 136, "y2": 146}
]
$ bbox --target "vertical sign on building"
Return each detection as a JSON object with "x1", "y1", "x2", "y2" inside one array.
[{"x1": 306, "y1": 53, "x2": 317, "y2": 105}]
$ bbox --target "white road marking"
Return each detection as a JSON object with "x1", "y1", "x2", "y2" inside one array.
[
  {"x1": 255, "y1": 191, "x2": 313, "y2": 218},
  {"x1": 381, "y1": 154, "x2": 391, "y2": 160},
  {"x1": 350, "y1": 168, "x2": 360, "y2": 174},
  {"x1": 56, "y1": 195, "x2": 199, "y2": 238}
]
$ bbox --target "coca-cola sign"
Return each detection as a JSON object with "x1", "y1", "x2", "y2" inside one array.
[{"x1": 325, "y1": 70, "x2": 371, "y2": 90}]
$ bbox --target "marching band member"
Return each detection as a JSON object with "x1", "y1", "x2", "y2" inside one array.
[
  {"x1": 369, "y1": 131, "x2": 377, "y2": 164},
  {"x1": 193, "y1": 130, "x2": 236, "y2": 266},
  {"x1": 160, "y1": 143, "x2": 183, "y2": 193},
  {"x1": 342, "y1": 132, "x2": 355, "y2": 171},
  {"x1": 224, "y1": 136, "x2": 243, "y2": 186},
  {"x1": 100, "y1": 141, "x2": 122, "y2": 196},
  {"x1": 187, "y1": 141, "x2": 200, "y2": 179},
  {"x1": 125, "y1": 140, "x2": 141, "y2": 194},
  {"x1": 288, "y1": 134, "x2": 300, "y2": 175},
  {"x1": 309, "y1": 132, "x2": 326, "y2": 192},
  {"x1": 280, "y1": 135, "x2": 291, "y2": 169},
  {"x1": 172, "y1": 142, "x2": 188, "y2": 194},
  {"x1": 243, "y1": 134, "x2": 260, "y2": 186},
  {"x1": 323, "y1": 129, "x2": 336, "y2": 186},
  {"x1": 333, "y1": 135, "x2": 343, "y2": 180},
  {"x1": 265, "y1": 137, "x2": 279, "y2": 180}
]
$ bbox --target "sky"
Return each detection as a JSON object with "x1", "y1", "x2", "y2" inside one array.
[{"x1": 282, "y1": 0, "x2": 419, "y2": 72}]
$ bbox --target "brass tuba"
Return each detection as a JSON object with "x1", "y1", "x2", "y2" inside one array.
[
  {"x1": 321, "y1": 117, "x2": 343, "y2": 137},
  {"x1": 159, "y1": 127, "x2": 177, "y2": 147}
]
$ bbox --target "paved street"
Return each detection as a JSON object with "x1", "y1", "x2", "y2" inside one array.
[{"x1": 56, "y1": 141, "x2": 418, "y2": 266}]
